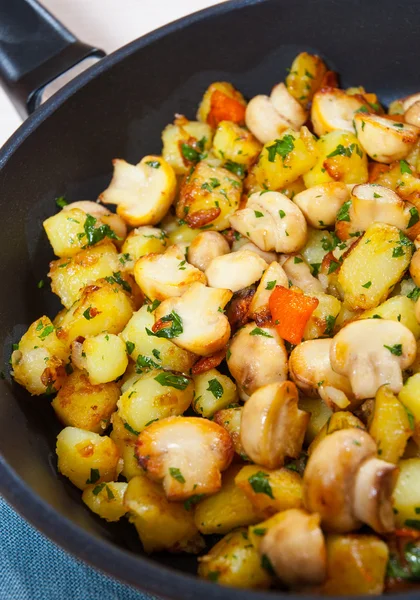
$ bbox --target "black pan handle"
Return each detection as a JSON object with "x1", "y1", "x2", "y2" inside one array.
[{"x1": 0, "y1": 0, "x2": 105, "y2": 118}]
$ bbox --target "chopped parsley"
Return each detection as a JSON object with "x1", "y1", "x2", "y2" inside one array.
[
  {"x1": 154, "y1": 372, "x2": 190, "y2": 390},
  {"x1": 83, "y1": 307, "x2": 95, "y2": 320},
  {"x1": 254, "y1": 210, "x2": 264, "y2": 218},
  {"x1": 169, "y1": 467, "x2": 185, "y2": 483},
  {"x1": 400, "y1": 159, "x2": 413, "y2": 175},
  {"x1": 362, "y1": 281, "x2": 372, "y2": 289},
  {"x1": 248, "y1": 471, "x2": 274, "y2": 498},
  {"x1": 383, "y1": 343, "x2": 403, "y2": 356},
  {"x1": 266, "y1": 280, "x2": 276, "y2": 290},
  {"x1": 294, "y1": 256, "x2": 303, "y2": 264},
  {"x1": 224, "y1": 161, "x2": 245, "y2": 178},
  {"x1": 145, "y1": 160, "x2": 160, "y2": 168},
  {"x1": 86, "y1": 468, "x2": 100, "y2": 484},
  {"x1": 407, "y1": 287, "x2": 420, "y2": 301},
  {"x1": 267, "y1": 135, "x2": 295, "y2": 163},
  {"x1": 37, "y1": 279, "x2": 45, "y2": 289},
  {"x1": 184, "y1": 494, "x2": 205, "y2": 511},
  {"x1": 55, "y1": 196, "x2": 68, "y2": 209},
  {"x1": 324, "y1": 315, "x2": 336, "y2": 336},
  {"x1": 146, "y1": 299, "x2": 161, "y2": 313},
  {"x1": 408, "y1": 207, "x2": 419, "y2": 229},
  {"x1": 328, "y1": 260, "x2": 340, "y2": 275},
  {"x1": 207, "y1": 379, "x2": 223, "y2": 399},
  {"x1": 125, "y1": 341, "x2": 135, "y2": 355},
  {"x1": 152, "y1": 349, "x2": 161, "y2": 360},
  {"x1": 249, "y1": 327, "x2": 273, "y2": 338},
  {"x1": 136, "y1": 355, "x2": 160, "y2": 371},
  {"x1": 124, "y1": 422, "x2": 140, "y2": 436},
  {"x1": 279, "y1": 209, "x2": 286, "y2": 219},
  {"x1": 83, "y1": 214, "x2": 121, "y2": 246},
  {"x1": 105, "y1": 271, "x2": 132, "y2": 293},
  {"x1": 327, "y1": 143, "x2": 362, "y2": 159},
  {"x1": 146, "y1": 310, "x2": 183, "y2": 339},
  {"x1": 38, "y1": 323, "x2": 54, "y2": 340},
  {"x1": 336, "y1": 200, "x2": 352, "y2": 222}
]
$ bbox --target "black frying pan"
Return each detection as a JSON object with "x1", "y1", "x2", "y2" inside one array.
[{"x1": 0, "y1": 0, "x2": 419, "y2": 598}]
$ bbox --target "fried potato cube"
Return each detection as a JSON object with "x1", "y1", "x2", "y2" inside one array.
[
  {"x1": 192, "y1": 368, "x2": 237, "y2": 418},
  {"x1": 298, "y1": 397, "x2": 333, "y2": 445},
  {"x1": 338, "y1": 223, "x2": 413, "y2": 310},
  {"x1": 399, "y1": 374, "x2": 420, "y2": 444},
  {"x1": 177, "y1": 161, "x2": 242, "y2": 231},
  {"x1": 213, "y1": 407, "x2": 247, "y2": 458},
  {"x1": 360, "y1": 295, "x2": 420, "y2": 339},
  {"x1": 11, "y1": 316, "x2": 68, "y2": 395},
  {"x1": 234, "y1": 464, "x2": 303, "y2": 518},
  {"x1": 52, "y1": 369, "x2": 119, "y2": 433},
  {"x1": 81, "y1": 333, "x2": 128, "y2": 385},
  {"x1": 43, "y1": 208, "x2": 90, "y2": 258},
  {"x1": 198, "y1": 528, "x2": 272, "y2": 589},
  {"x1": 109, "y1": 412, "x2": 144, "y2": 481},
  {"x1": 82, "y1": 482, "x2": 128, "y2": 522},
  {"x1": 212, "y1": 120, "x2": 262, "y2": 166},
  {"x1": 194, "y1": 465, "x2": 260, "y2": 534},
  {"x1": 285, "y1": 52, "x2": 327, "y2": 108},
  {"x1": 56, "y1": 427, "x2": 121, "y2": 490},
  {"x1": 162, "y1": 118, "x2": 213, "y2": 175},
  {"x1": 124, "y1": 473, "x2": 203, "y2": 553},
  {"x1": 121, "y1": 227, "x2": 167, "y2": 263},
  {"x1": 392, "y1": 458, "x2": 420, "y2": 528}
]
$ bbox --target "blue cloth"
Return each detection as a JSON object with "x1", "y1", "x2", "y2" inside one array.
[{"x1": 0, "y1": 497, "x2": 154, "y2": 600}]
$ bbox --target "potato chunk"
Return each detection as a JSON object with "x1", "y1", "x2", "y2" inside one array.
[
  {"x1": 81, "y1": 333, "x2": 128, "y2": 384},
  {"x1": 11, "y1": 316, "x2": 68, "y2": 395},
  {"x1": 192, "y1": 368, "x2": 237, "y2": 417},
  {"x1": 285, "y1": 52, "x2": 327, "y2": 108},
  {"x1": 121, "y1": 227, "x2": 167, "y2": 262},
  {"x1": 125, "y1": 473, "x2": 203, "y2": 553},
  {"x1": 399, "y1": 373, "x2": 420, "y2": 444},
  {"x1": 213, "y1": 407, "x2": 246, "y2": 458},
  {"x1": 177, "y1": 161, "x2": 241, "y2": 231},
  {"x1": 194, "y1": 465, "x2": 260, "y2": 534},
  {"x1": 162, "y1": 118, "x2": 213, "y2": 174},
  {"x1": 235, "y1": 464, "x2": 303, "y2": 518},
  {"x1": 82, "y1": 482, "x2": 128, "y2": 522},
  {"x1": 58, "y1": 279, "x2": 134, "y2": 347},
  {"x1": 134, "y1": 244, "x2": 206, "y2": 301},
  {"x1": 392, "y1": 458, "x2": 420, "y2": 528},
  {"x1": 56, "y1": 427, "x2": 120, "y2": 490},
  {"x1": 212, "y1": 120, "x2": 261, "y2": 166},
  {"x1": 119, "y1": 304, "x2": 196, "y2": 373},
  {"x1": 48, "y1": 242, "x2": 120, "y2": 309},
  {"x1": 198, "y1": 528, "x2": 272, "y2": 589},
  {"x1": 360, "y1": 295, "x2": 420, "y2": 339},
  {"x1": 52, "y1": 369, "x2": 119, "y2": 433},
  {"x1": 338, "y1": 223, "x2": 413, "y2": 310},
  {"x1": 117, "y1": 369, "x2": 193, "y2": 433}
]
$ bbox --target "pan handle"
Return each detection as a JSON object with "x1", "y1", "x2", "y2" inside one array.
[{"x1": 0, "y1": 0, "x2": 105, "y2": 118}]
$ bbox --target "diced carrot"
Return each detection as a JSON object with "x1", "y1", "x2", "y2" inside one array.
[
  {"x1": 207, "y1": 90, "x2": 246, "y2": 128},
  {"x1": 269, "y1": 286, "x2": 319, "y2": 345},
  {"x1": 395, "y1": 528, "x2": 420, "y2": 539}
]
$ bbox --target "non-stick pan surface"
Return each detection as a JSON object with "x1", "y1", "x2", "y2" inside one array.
[{"x1": 1, "y1": 0, "x2": 419, "y2": 597}]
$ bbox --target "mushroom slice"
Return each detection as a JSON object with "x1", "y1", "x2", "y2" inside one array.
[
  {"x1": 154, "y1": 282, "x2": 232, "y2": 356},
  {"x1": 282, "y1": 255, "x2": 323, "y2": 294},
  {"x1": 230, "y1": 191, "x2": 307, "y2": 253},
  {"x1": 330, "y1": 319, "x2": 416, "y2": 400},
  {"x1": 354, "y1": 113, "x2": 420, "y2": 163},
  {"x1": 311, "y1": 88, "x2": 367, "y2": 137},
  {"x1": 303, "y1": 428, "x2": 377, "y2": 532},
  {"x1": 352, "y1": 457, "x2": 398, "y2": 533},
  {"x1": 259, "y1": 509, "x2": 326, "y2": 588},
  {"x1": 239, "y1": 242, "x2": 278, "y2": 263},
  {"x1": 290, "y1": 339, "x2": 354, "y2": 411},
  {"x1": 240, "y1": 381, "x2": 309, "y2": 468},
  {"x1": 227, "y1": 322, "x2": 288, "y2": 401},
  {"x1": 405, "y1": 101, "x2": 420, "y2": 128},
  {"x1": 270, "y1": 83, "x2": 308, "y2": 129},
  {"x1": 135, "y1": 416, "x2": 234, "y2": 500},
  {"x1": 99, "y1": 155, "x2": 177, "y2": 226},
  {"x1": 134, "y1": 244, "x2": 206, "y2": 301},
  {"x1": 402, "y1": 92, "x2": 420, "y2": 113},
  {"x1": 293, "y1": 182, "x2": 350, "y2": 229},
  {"x1": 411, "y1": 249, "x2": 420, "y2": 286},
  {"x1": 248, "y1": 262, "x2": 289, "y2": 320},
  {"x1": 205, "y1": 249, "x2": 267, "y2": 292},
  {"x1": 337, "y1": 184, "x2": 412, "y2": 239},
  {"x1": 187, "y1": 231, "x2": 230, "y2": 272},
  {"x1": 245, "y1": 95, "x2": 293, "y2": 144}
]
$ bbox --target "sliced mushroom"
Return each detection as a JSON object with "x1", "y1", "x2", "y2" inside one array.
[
  {"x1": 352, "y1": 457, "x2": 398, "y2": 533},
  {"x1": 354, "y1": 113, "x2": 420, "y2": 163},
  {"x1": 230, "y1": 191, "x2": 307, "y2": 253},
  {"x1": 245, "y1": 95, "x2": 294, "y2": 144},
  {"x1": 134, "y1": 244, "x2": 206, "y2": 301},
  {"x1": 336, "y1": 184, "x2": 413, "y2": 239},
  {"x1": 293, "y1": 182, "x2": 350, "y2": 229},
  {"x1": 270, "y1": 83, "x2": 308, "y2": 129},
  {"x1": 239, "y1": 242, "x2": 278, "y2": 263},
  {"x1": 259, "y1": 509, "x2": 327, "y2": 588},
  {"x1": 311, "y1": 88, "x2": 368, "y2": 137},
  {"x1": 187, "y1": 231, "x2": 230, "y2": 272},
  {"x1": 240, "y1": 381, "x2": 309, "y2": 468},
  {"x1": 227, "y1": 322, "x2": 288, "y2": 400},
  {"x1": 410, "y1": 249, "x2": 420, "y2": 286},
  {"x1": 303, "y1": 428, "x2": 396, "y2": 533},
  {"x1": 282, "y1": 255, "x2": 324, "y2": 294},
  {"x1": 289, "y1": 339, "x2": 355, "y2": 411},
  {"x1": 248, "y1": 262, "x2": 289, "y2": 320},
  {"x1": 205, "y1": 249, "x2": 267, "y2": 292},
  {"x1": 405, "y1": 101, "x2": 420, "y2": 128},
  {"x1": 330, "y1": 319, "x2": 416, "y2": 399},
  {"x1": 135, "y1": 416, "x2": 234, "y2": 500},
  {"x1": 99, "y1": 155, "x2": 177, "y2": 226},
  {"x1": 154, "y1": 282, "x2": 232, "y2": 356}
]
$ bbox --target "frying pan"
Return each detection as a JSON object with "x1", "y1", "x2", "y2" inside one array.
[{"x1": 0, "y1": 0, "x2": 419, "y2": 597}]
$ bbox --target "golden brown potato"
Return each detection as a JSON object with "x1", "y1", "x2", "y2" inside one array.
[
  {"x1": 399, "y1": 373, "x2": 420, "y2": 444},
  {"x1": 162, "y1": 117, "x2": 213, "y2": 175},
  {"x1": 136, "y1": 416, "x2": 234, "y2": 500},
  {"x1": 52, "y1": 369, "x2": 119, "y2": 433},
  {"x1": 121, "y1": 226, "x2": 167, "y2": 263},
  {"x1": 109, "y1": 412, "x2": 144, "y2": 481},
  {"x1": 198, "y1": 528, "x2": 272, "y2": 589},
  {"x1": 124, "y1": 473, "x2": 203, "y2": 553},
  {"x1": 82, "y1": 482, "x2": 128, "y2": 522},
  {"x1": 194, "y1": 465, "x2": 260, "y2": 534},
  {"x1": 56, "y1": 427, "x2": 121, "y2": 490},
  {"x1": 308, "y1": 411, "x2": 366, "y2": 457},
  {"x1": 192, "y1": 368, "x2": 237, "y2": 418},
  {"x1": 285, "y1": 52, "x2": 327, "y2": 108},
  {"x1": 212, "y1": 120, "x2": 262, "y2": 166},
  {"x1": 234, "y1": 464, "x2": 303, "y2": 518},
  {"x1": 392, "y1": 457, "x2": 420, "y2": 528}
]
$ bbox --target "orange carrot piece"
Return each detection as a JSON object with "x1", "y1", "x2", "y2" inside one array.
[
  {"x1": 207, "y1": 90, "x2": 246, "y2": 127},
  {"x1": 395, "y1": 528, "x2": 420, "y2": 539},
  {"x1": 269, "y1": 286, "x2": 319, "y2": 345}
]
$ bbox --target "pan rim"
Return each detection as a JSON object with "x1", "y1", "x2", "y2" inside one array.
[{"x1": 0, "y1": 0, "x2": 418, "y2": 597}]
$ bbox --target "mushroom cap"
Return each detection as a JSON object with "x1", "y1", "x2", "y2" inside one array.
[
  {"x1": 245, "y1": 95, "x2": 293, "y2": 144},
  {"x1": 330, "y1": 319, "x2": 417, "y2": 399},
  {"x1": 270, "y1": 83, "x2": 308, "y2": 129},
  {"x1": 136, "y1": 416, "x2": 234, "y2": 500},
  {"x1": 227, "y1": 322, "x2": 288, "y2": 400},
  {"x1": 281, "y1": 255, "x2": 324, "y2": 294},
  {"x1": 259, "y1": 508, "x2": 327, "y2": 587},
  {"x1": 293, "y1": 182, "x2": 350, "y2": 229},
  {"x1": 311, "y1": 88, "x2": 367, "y2": 137},
  {"x1": 347, "y1": 183, "x2": 410, "y2": 233},
  {"x1": 240, "y1": 381, "x2": 309, "y2": 468},
  {"x1": 248, "y1": 261, "x2": 289, "y2": 319},
  {"x1": 230, "y1": 191, "x2": 307, "y2": 253},
  {"x1": 354, "y1": 113, "x2": 420, "y2": 163},
  {"x1": 303, "y1": 427, "x2": 377, "y2": 532},
  {"x1": 405, "y1": 101, "x2": 420, "y2": 127},
  {"x1": 154, "y1": 282, "x2": 232, "y2": 356},
  {"x1": 205, "y1": 249, "x2": 267, "y2": 293},
  {"x1": 187, "y1": 231, "x2": 230, "y2": 272}
]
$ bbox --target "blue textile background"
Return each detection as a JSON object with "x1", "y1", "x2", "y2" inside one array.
[{"x1": 0, "y1": 497, "x2": 155, "y2": 600}]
